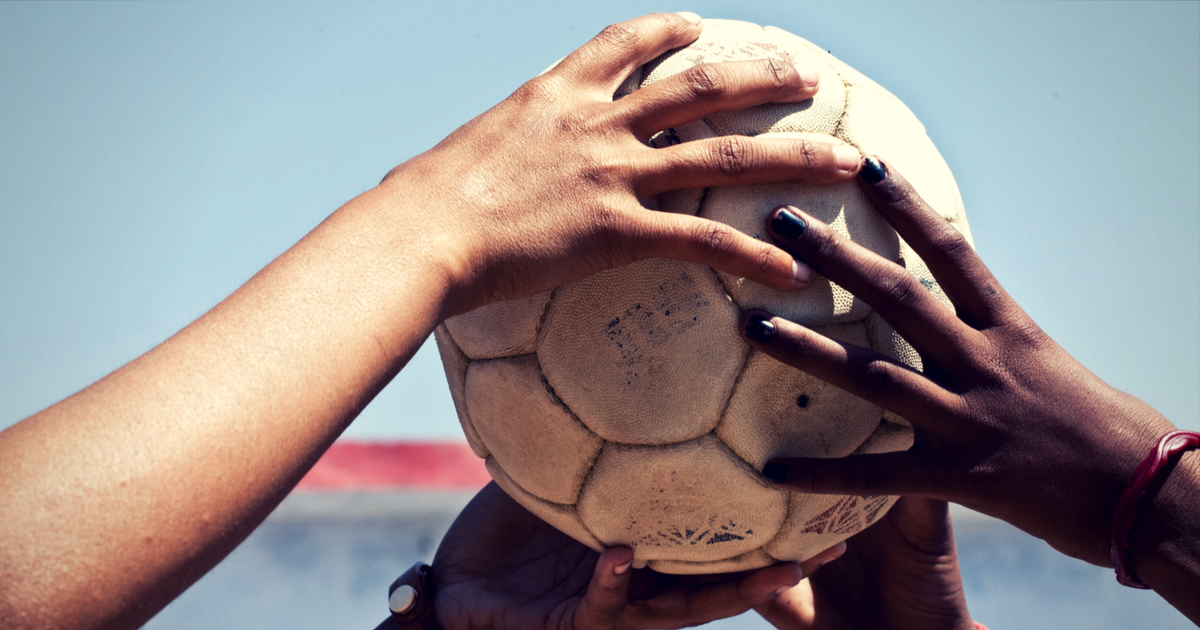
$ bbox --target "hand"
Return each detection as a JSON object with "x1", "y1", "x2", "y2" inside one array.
[
  {"x1": 379, "y1": 12, "x2": 862, "y2": 317},
  {"x1": 431, "y1": 483, "x2": 844, "y2": 630},
  {"x1": 738, "y1": 158, "x2": 1186, "y2": 572},
  {"x1": 754, "y1": 497, "x2": 974, "y2": 630}
]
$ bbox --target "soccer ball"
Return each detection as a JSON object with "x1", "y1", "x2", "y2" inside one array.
[{"x1": 433, "y1": 19, "x2": 973, "y2": 574}]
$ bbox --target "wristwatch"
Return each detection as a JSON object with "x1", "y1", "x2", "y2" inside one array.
[{"x1": 373, "y1": 562, "x2": 442, "y2": 630}]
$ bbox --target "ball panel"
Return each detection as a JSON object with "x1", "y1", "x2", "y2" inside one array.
[
  {"x1": 465, "y1": 355, "x2": 603, "y2": 504},
  {"x1": 432, "y1": 325, "x2": 488, "y2": 459},
  {"x1": 445, "y1": 292, "x2": 551, "y2": 360},
  {"x1": 836, "y1": 86, "x2": 973, "y2": 246},
  {"x1": 487, "y1": 457, "x2": 604, "y2": 552},
  {"x1": 639, "y1": 19, "x2": 845, "y2": 137},
  {"x1": 649, "y1": 549, "x2": 775, "y2": 575},
  {"x1": 716, "y1": 322, "x2": 882, "y2": 470},
  {"x1": 539, "y1": 259, "x2": 745, "y2": 445},
  {"x1": 577, "y1": 436, "x2": 788, "y2": 565}
]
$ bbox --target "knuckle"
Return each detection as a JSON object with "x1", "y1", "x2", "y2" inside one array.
[
  {"x1": 595, "y1": 22, "x2": 640, "y2": 50},
  {"x1": 930, "y1": 222, "x2": 971, "y2": 258},
  {"x1": 510, "y1": 76, "x2": 560, "y2": 106},
  {"x1": 805, "y1": 225, "x2": 842, "y2": 263},
  {"x1": 693, "y1": 221, "x2": 738, "y2": 262},
  {"x1": 779, "y1": 330, "x2": 819, "y2": 367},
  {"x1": 683, "y1": 63, "x2": 724, "y2": 98},
  {"x1": 712, "y1": 136, "x2": 752, "y2": 178},
  {"x1": 878, "y1": 270, "x2": 920, "y2": 308},
  {"x1": 857, "y1": 358, "x2": 897, "y2": 396},
  {"x1": 762, "y1": 57, "x2": 797, "y2": 89},
  {"x1": 791, "y1": 139, "x2": 822, "y2": 171}
]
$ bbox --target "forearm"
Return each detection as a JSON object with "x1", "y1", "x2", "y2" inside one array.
[
  {"x1": 1134, "y1": 449, "x2": 1200, "y2": 624},
  {"x1": 0, "y1": 182, "x2": 452, "y2": 630}
]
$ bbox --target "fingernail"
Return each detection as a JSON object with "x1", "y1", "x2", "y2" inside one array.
[
  {"x1": 744, "y1": 314, "x2": 775, "y2": 343},
  {"x1": 834, "y1": 145, "x2": 861, "y2": 172},
  {"x1": 675, "y1": 11, "x2": 702, "y2": 25},
  {"x1": 796, "y1": 66, "x2": 820, "y2": 88},
  {"x1": 792, "y1": 260, "x2": 813, "y2": 285},
  {"x1": 860, "y1": 156, "x2": 888, "y2": 183},
  {"x1": 614, "y1": 561, "x2": 632, "y2": 575},
  {"x1": 772, "y1": 585, "x2": 794, "y2": 598},
  {"x1": 762, "y1": 462, "x2": 787, "y2": 484},
  {"x1": 769, "y1": 206, "x2": 806, "y2": 240}
]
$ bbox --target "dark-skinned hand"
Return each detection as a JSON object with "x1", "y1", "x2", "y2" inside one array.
[
  {"x1": 429, "y1": 482, "x2": 845, "y2": 630},
  {"x1": 755, "y1": 497, "x2": 974, "y2": 630},
  {"x1": 740, "y1": 157, "x2": 1200, "y2": 622}
]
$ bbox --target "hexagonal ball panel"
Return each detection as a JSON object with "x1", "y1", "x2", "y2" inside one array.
[
  {"x1": 465, "y1": 355, "x2": 602, "y2": 505},
  {"x1": 445, "y1": 291, "x2": 550, "y2": 360},
  {"x1": 717, "y1": 322, "x2": 882, "y2": 470},
  {"x1": 577, "y1": 435, "x2": 788, "y2": 566},
  {"x1": 539, "y1": 258, "x2": 744, "y2": 445}
]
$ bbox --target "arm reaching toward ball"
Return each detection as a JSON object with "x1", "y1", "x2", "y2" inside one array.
[
  {"x1": 0, "y1": 13, "x2": 864, "y2": 630},
  {"x1": 740, "y1": 157, "x2": 1200, "y2": 623}
]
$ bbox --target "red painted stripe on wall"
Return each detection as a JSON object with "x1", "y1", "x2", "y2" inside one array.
[{"x1": 296, "y1": 441, "x2": 491, "y2": 490}]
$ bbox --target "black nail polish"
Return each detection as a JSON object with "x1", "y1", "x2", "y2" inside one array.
[
  {"x1": 744, "y1": 314, "x2": 776, "y2": 343},
  {"x1": 763, "y1": 463, "x2": 787, "y2": 484},
  {"x1": 769, "y1": 207, "x2": 806, "y2": 240},
  {"x1": 859, "y1": 156, "x2": 888, "y2": 183}
]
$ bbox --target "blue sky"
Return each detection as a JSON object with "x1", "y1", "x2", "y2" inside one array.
[{"x1": 2, "y1": 1, "x2": 1197, "y2": 438}]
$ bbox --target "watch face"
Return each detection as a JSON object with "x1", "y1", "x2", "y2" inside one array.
[{"x1": 389, "y1": 584, "x2": 418, "y2": 615}]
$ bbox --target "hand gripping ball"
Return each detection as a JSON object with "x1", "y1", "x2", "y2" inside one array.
[{"x1": 433, "y1": 19, "x2": 973, "y2": 574}]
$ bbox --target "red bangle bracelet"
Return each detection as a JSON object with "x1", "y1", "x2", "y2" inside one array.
[{"x1": 1109, "y1": 429, "x2": 1200, "y2": 589}]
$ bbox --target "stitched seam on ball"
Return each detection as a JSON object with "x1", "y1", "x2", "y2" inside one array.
[
  {"x1": 534, "y1": 358, "x2": 605, "y2": 504},
  {"x1": 533, "y1": 287, "x2": 557, "y2": 341}
]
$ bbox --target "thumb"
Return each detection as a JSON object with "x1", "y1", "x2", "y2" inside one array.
[
  {"x1": 574, "y1": 546, "x2": 634, "y2": 630},
  {"x1": 763, "y1": 452, "x2": 932, "y2": 497}
]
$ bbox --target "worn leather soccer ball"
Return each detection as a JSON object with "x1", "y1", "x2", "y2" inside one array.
[{"x1": 434, "y1": 19, "x2": 972, "y2": 574}]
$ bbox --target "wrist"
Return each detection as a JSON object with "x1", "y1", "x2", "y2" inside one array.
[
  {"x1": 1128, "y1": 447, "x2": 1200, "y2": 620},
  {"x1": 372, "y1": 162, "x2": 486, "y2": 321}
]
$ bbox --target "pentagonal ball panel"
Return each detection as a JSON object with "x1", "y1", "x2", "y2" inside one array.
[
  {"x1": 432, "y1": 325, "x2": 488, "y2": 458},
  {"x1": 717, "y1": 322, "x2": 882, "y2": 470},
  {"x1": 639, "y1": 19, "x2": 846, "y2": 138},
  {"x1": 445, "y1": 292, "x2": 550, "y2": 360},
  {"x1": 577, "y1": 435, "x2": 788, "y2": 565},
  {"x1": 487, "y1": 458, "x2": 603, "y2": 552},
  {"x1": 466, "y1": 355, "x2": 602, "y2": 505},
  {"x1": 539, "y1": 259, "x2": 744, "y2": 445}
]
